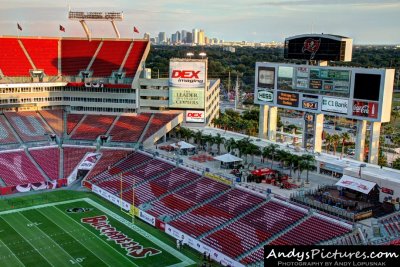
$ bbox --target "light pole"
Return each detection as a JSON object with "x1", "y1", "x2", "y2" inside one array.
[
  {"x1": 359, "y1": 163, "x2": 366, "y2": 178},
  {"x1": 186, "y1": 52, "x2": 194, "y2": 59},
  {"x1": 199, "y1": 52, "x2": 207, "y2": 59}
]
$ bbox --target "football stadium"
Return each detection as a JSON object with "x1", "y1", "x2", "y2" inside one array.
[{"x1": 0, "y1": 9, "x2": 399, "y2": 267}]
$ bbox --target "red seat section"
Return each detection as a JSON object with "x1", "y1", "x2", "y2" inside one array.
[
  {"x1": 29, "y1": 147, "x2": 60, "y2": 180},
  {"x1": 85, "y1": 149, "x2": 129, "y2": 182},
  {"x1": 91, "y1": 40, "x2": 131, "y2": 77},
  {"x1": 63, "y1": 146, "x2": 94, "y2": 178},
  {"x1": 4, "y1": 111, "x2": 52, "y2": 142},
  {"x1": 0, "y1": 116, "x2": 19, "y2": 144},
  {"x1": 61, "y1": 39, "x2": 101, "y2": 76},
  {"x1": 39, "y1": 109, "x2": 64, "y2": 136},
  {"x1": 143, "y1": 113, "x2": 178, "y2": 141},
  {"x1": 0, "y1": 38, "x2": 32, "y2": 76},
  {"x1": 21, "y1": 39, "x2": 58, "y2": 75},
  {"x1": 71, "y1": 115, "x2": 116, "y2": 140},
  {"x1": 67, "y1": 114, "x2": 84, "y2": 134},
  {"x1": 123, "y1": 40, "x2": 148, "y2": 77},
  {"x1": 109, "y1": 114, "x2": 151, "y2": 142},
  {"x1": 0, "y1": 150, "x2": 46, "y2": 186}
]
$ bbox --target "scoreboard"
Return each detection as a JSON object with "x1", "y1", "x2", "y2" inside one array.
[{"x1": 254, "y1": 62, "x2": 395, "y2": 122}]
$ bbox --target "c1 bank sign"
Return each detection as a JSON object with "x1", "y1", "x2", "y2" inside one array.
[{"x1": 321, "y1": 97, "x2": 349, "y2": 114}]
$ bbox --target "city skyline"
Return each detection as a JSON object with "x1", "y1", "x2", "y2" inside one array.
[{"x1": 0, "y1": 0, "x2": 399, "y2": 44}]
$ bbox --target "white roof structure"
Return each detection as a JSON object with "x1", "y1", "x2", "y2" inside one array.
[
  {"x1": 214, "y1": 153, "x2": 243, "y2": 163},
  {"x1": 335, "y1": 175, "x2": 377, "y2": 194},
  {"x1": 170, "y1": 141, "x2": 196, "y2": 150}
]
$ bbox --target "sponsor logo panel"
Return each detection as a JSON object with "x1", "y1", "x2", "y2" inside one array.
[
  {"x1": 277, "y1": 91, "x2": 299, "y2": 107},
  {"x1": 138, "y1": 210, "x2": 156, "y2": 226},
  {"x1": 186, "y1": 110, "x2": 205, "y2": 123},
  {"x1": 169, "y1": 61, "x2": 205, "y2": 88},
  {"x1": 352, "y1": 101, "x2": 378, "y2": 118},
  {"x1": 321, "y1": 97, "x2": 348, "y2": 114},
  {"x1": 257, "y1": 90, "x2": 274, "y2": 102}
]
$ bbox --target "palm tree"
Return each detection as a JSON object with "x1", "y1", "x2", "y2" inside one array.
[
  {"x1": 340, "y1": 132, "x2": 351, "y2": 158},
  {"x1": 262, "y1": 144, "x2": 279, "y2": 169},
  {"x1": 276, "y1": 149, "x2": 289, "y2": 170},
  {"x1": 286, "y1": 153, "x2": 298, "y2": 178},
  {"x1": 213, "y1": 133, "x2": 225, "y2": 155},
  {"x1": 203, "y1": 134, "x2": 215, "y2": 153},
  {"x1": 325, "y1": 133, "x2": 332, "y2": 154},
  {"x1": 180, "y1": 127, "x2": 193, "y2": 142},
  {"x1": 194, "y1": 130, "x2": 204, "y2": 148},
  {"x1": 332, "y1": 134, "x2": 340, "y2": 155},
  {"x1": 244, "y1": 143, "x2": 261, "y2": 164},
  {"x1": 300, "y1": 154, "x2": 316, "y2": 184},
  {"x1": 224, "y1": 138, "x2": 237, "y2": 154},
  {"x1": 236, "y1": 137, "x2": 252, "y2": 158}
]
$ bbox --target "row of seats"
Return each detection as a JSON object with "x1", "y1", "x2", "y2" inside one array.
[
  {"x1": 39, "y1": 110, "x2": 64, "y2": 136},
  {"x1": 63, "y1": 147, "x2": 95, "y2": 178},
  {"x1": 142, "y1": 113, "x2": 178, "y2": 140},
  {"x1": 0, "y1": 150, "x2": 46, "y2": 186},
  {"x1": 4, "y1": 112, "x2": 52, "y2": 142},
  {"x1": 70, "y1": 115, "x2": 116, "y2": 140},
  {"x1": 108, "y1": 114, "x2": 151, "y2": 142},
  {"x1": 67, "y1": 114, "x2": 85, "y2": 135},
  {"x1": 29, "y1": 147, "x2": 60, "y2": 180},
  {"x1": 0, "y1": 116, "x2": 19, "y2": 144},
  {"x1": 85, "y1": 149, "x2": 129, "y2": 181},
  {"x1": 0, "y1": 37, "x2": 148, "y2": 77},
  {"x1": 269, "y1": 216, "x2": 351, "y2": 245}
]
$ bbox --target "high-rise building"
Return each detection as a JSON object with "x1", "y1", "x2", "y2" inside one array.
[
  {"x1": 186, "y1": 32, "x2": 193, "y2": 43},
  {"x1": 181, "y1": 30, "x2": 188, "y2": 43},
  {"x1": 198, "y1": 29, "x2": 205, "y2": 45},
  {"x1": 143, "y1": 32, "x2": 150, "y2": 40},
  {"x1": 158, "y1": 32, "x2": 166, "y2": 44},
  {"x1": 192, "y1": 28, "x2": 199, "y2": 44}
]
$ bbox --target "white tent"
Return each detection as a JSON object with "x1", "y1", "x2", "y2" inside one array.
[
  {"x1": 170, "y1": 141, "x2": 196, "y2": 150},
  {"x1": 335, "y1": 175, "x2": 377, "y2": 194},
  {"x1": 214, "y1": 153, "x2": 243, "y2": 163}
]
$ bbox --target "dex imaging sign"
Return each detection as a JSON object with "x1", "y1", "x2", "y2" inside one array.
[
  {"x1": 321, "y1": 97, "x2": 348, "y2": 114},
  {"x1": 186, "y1": 110, "x2": 205, "y2": 123},
  {"x1": 169, "y1": 61, "x2": 206, "y2": 88}
]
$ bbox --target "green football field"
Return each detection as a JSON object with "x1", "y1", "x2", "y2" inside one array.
[{"x1": 0, "y1": 196, "x2": 196, "y2": 267}]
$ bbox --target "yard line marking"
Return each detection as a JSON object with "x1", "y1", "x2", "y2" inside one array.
[
  {"x1": 37, "y1": 208, "x2": 109, "y2": 267},
  {"x1": 0, "y1": 238, "x2": 25, "y2": 267},
  {"x1": 18, "y1": 211, "x2": 83, "y2": 267},
  {"x1": 1, "y1": 216, "x2": 54, "y2": 267},
  {"x1": 50, "y1": 206, "x2": 139, "y2": 267}
]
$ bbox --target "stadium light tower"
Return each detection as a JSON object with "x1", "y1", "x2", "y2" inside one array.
[{"x1": 68, "y1": 10, "x2": 123, "y2": 40}]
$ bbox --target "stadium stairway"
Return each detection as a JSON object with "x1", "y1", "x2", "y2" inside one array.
[
  {"x1": 137, "y1": 114, "x2": 155, "y2": 143},
  {"x1": 67, "y1": 114, "x2": 87, "y2": 138},
  {"x1": 236, "y1": 213, "x2": 313, "y2": 262},
  {"x1": 140, "y1": 175, "x2": 205, "y2": 211},
  {"x1": 0, "y1": 114, "x2": 22, "y2": 144},
  {"x1": 104, "y1": 115, "x2": 121, "y2": 136},
  {"x1": 36, "y1": 111, "x2": 56, "y2": 136},
  {"x1": 119, "y1": 41, "x2": 135, "y2": 72},
  {"x1": 169, "y1": 187, "x2": 235, "y2": 223},
  {"x1": 198, "y1": 198, "x2": 272, "y2": 240},
  {"x1": 17, "y1": 39, "x2": 36, "y2": 70},
  {"x1": 59, "y1": 146, "x2": 64, "y2": 179},
  {"x1": 24, "y1": 148, "x2": 51, "y2": 182},
  {"x1": 86, "y1": 41, "x2": 104, "y2": 72}
]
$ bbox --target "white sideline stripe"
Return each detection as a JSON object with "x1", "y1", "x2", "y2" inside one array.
[
  {"x1": 0, "y1": 198, "x2": 195, "y2": 267},
  {"x1": 36, "y1": 208, "x2": 109, "y2": 267},
  {"x1": 0, "y1": 239, "x2": 25, "y2": 267},
  {"x1": 1, "y1": 217, "x2": 54, "y2": 267},
  {"x1": 17, "y1": 212, "x2": 83, "y2": 267},
  {"x1": 48, "y1": 206, "x2": 138, "y2": 267}
]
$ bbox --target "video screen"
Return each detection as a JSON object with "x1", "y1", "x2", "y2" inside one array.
[
  {"x1": 353, "y1": 73, "x2": 381, "y2": 101},
  {"x1": 258, "y1": 67, "x2": 275, "y2": 89}
]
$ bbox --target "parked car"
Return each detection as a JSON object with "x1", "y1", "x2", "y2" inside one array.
[
  {"x1": 324, "y1": 125, "x2": 332, "y2": 129},
  {"x1": 347, "y1": 129, "x2": 356, "y2": 134},
  {"x1": 347, "y1": 148, "x2": 355, "y2": 156},
  {"x1": 335, "y1": 126, "x2": 342, "y2": 131}
]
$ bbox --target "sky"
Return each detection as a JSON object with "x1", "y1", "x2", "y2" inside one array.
[{"x1": 0, "y1": 0, "x2": 399, "y2": 44}]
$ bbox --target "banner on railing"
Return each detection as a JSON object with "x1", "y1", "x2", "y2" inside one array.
[
  {"x1": 204, "y1": 172, "x2": 233, "y2": 185},
  {"x1": 92, "y1": 185, "x2": 131, "y2": 211},
  {"x1": 165, "y1": 224, "x2": 244, "y2": 267}
]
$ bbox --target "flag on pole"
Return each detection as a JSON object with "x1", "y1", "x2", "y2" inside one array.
[
  {"x1": 133, "y1": 26, "x2": 139, "y2": 34},
  {"x1": 17, "y1": 23, "x2": 22, "y2": 31},
  {"x1": 59, "y1": 25, "x2": 65, "y2": 32}
]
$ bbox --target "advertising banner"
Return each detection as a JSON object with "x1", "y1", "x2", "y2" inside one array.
[
  {"x1": 257, "y1": 90, "x2": 274, "y2": 103},
  {"x1": 321, "y1": 97, "x2": 349, "y2": 114},
  {"x1": 257, "y1": 66, "x2": 275, "y2": 89},
  {"x1": 352, "y1": 101, "x2": 378, "y2": 119},
  {"x1": 169, "y1": 88, "x2": 204, "y2": 109},
  {"x1": 92, "y1": 184, "x2": 131, "y2": 211},
  {"x1": 138, "y1": 209, "x2": 156, "y2": 226},
  {"x1": 186, "y1": 110, "x2": 205, "y2": 123},
  {"x1": 302, "y1": 100, "x2": 318, "y2": 110},
  {"x1": 78, "y1": 153, "x2": 102, "y2": 170},
  {"x1": 169, "y1": 61, "x2": 206, "y2": 88},
  {"x1": 277, "y1": 92, "x2": 299, "y2": 107}
]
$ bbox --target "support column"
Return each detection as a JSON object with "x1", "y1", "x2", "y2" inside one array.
[
  {"x1": 258, "y1": 105, "x2": 269, "y2": 139},
  {"x1": 368, "y1": 122, "x2": 381, "y2": 165},
  {"x1": 313, "y1": 114, "x2": 324, "y2": 153},
  {"x1": 268, "y1": 107, "x2": 278, "y2": 141},
  {"x1": 355, "y1": 120, "x2": 367, "y2": 162}
]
